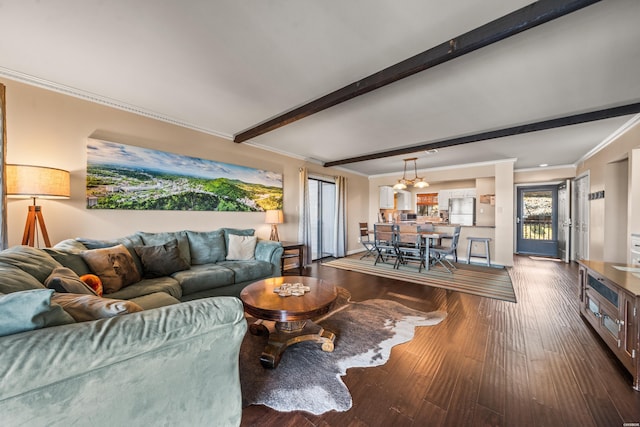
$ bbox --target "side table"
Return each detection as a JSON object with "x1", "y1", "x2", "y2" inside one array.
[{"x1": 280, "y1": 241, "x2": 305, "y2": 275}]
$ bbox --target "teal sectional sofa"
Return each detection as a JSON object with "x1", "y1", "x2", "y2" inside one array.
[
  {"x1": 52, "y1": 228, "x2": 284, "y2": 303},
  {"x1": 0, "y1": 228, "x2": 284, "y2": 427}
]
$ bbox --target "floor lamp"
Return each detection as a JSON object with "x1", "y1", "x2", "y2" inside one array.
[
  {"x1": 6, "y1": 164, "x2": 71, "y2": 247},
  {"x1": 265, "y1": 209, "x2": 283, "y2": 241}
]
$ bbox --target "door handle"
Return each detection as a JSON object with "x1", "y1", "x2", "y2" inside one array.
[{"x1": 516, "y1": 217, "x2": 520, "y2": 224}]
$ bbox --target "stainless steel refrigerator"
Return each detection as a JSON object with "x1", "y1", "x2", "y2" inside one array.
[{"x1": 448, "y1": 197, "x2": 475, "y2": 226}]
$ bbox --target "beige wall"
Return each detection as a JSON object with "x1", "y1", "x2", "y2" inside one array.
[
  {"x1": 2, "y1": 78, "x2": 369, "y2": 254},
  {"x1": 630, "y1": 148, "x2": 640, "y2": 242},
  {"x1": 494, "y1": 161, "x2": 514, "y2": 266},
  {"x1": 577, "y1": 118, "x2": 640, "y2": 262},
  {"x1": 475, "y1": 177, "x2": 495, "y2": 226},
  {"x1": 514, "y1": 165, "x2": 576, "y2": 184},
  {"x1": 604, "y1": 159, "x2": 628, "y2": 262}
]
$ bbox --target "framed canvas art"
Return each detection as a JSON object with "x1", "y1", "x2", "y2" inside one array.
[{"x1": 86, "y1": 139, "x2": 283, "y2": 211}]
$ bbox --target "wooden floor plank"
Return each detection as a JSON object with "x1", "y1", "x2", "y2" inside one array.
[
  {"x1": 441, "y1": 356, "x2": 484, "y2": 426},
  {"x1": 423, "y1": 347, "x2": 462, "y2": 410},
  {"x1": 471, "y1": 404, "x2": 503, "y2": 427},
  {"x1": 240, "y1": 256, "x2": 640, "y2": 426},
  {"x1": 547, "y1": 351, "x2": 598, "y2": 427},
  {"x1": 504, "y1": 349, "x2": 535, "y2": 426},
  {"x1": 477, "y1": 328, "x2": 506, "y2": 415},
  {"x1": 412, "y1": 398, "x2": 447, "y2": 426}
]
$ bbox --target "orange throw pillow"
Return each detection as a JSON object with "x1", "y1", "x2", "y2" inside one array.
[{"x1": 80, "y1": 274, "x2": 103, "y2": 297}]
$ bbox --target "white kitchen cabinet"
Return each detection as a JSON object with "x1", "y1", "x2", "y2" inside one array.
[
  {"x1": 379, "y1": 186, "x2": 395, "y2": 209},
  {"x1": 395, "y1": 190, "x2": 412, "y2": 211},
  {"x1": 439, "y1": 188, "x2": 476, "y2": 210}
]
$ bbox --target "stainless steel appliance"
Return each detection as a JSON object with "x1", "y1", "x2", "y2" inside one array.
[{"x1": 448, "y1": 197, "x2": 475, "y2": 226}]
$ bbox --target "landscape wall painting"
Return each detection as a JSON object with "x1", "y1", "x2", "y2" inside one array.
[{"x1": 86, "y1": 140, "x2": 283, "y2": 211}]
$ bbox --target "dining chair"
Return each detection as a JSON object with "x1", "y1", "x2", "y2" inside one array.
[
  {"x1": 395, "y1": 224, "x2": 426, "y2": 271},
  {"x1": 359, "y1": 222, "x2": 376, "y2": 259},
  {"x1": 418, "y1": 223, "x2": 434, "y2": 232},
  {"x1": 373, "y1": 223, "x2": 399, "y2": 267},
  {"x1": 429, "y1": 226, "x2": 461, "y2": 273}
]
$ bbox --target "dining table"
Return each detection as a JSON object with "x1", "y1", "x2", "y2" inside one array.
[{"x1": 419, "y1": 230, "x2": 453, "y2": 271}]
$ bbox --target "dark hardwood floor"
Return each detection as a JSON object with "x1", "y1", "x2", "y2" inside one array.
[{"x1": 240, "y1": 255, "x2": 640, "y2": 426}]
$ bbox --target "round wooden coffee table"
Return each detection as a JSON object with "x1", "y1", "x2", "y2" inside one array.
[{"x1": 240, "y1": 276, "x2": 338, "y2": 369}]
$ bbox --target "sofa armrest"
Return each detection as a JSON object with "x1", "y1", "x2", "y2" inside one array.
[
  {"x1": 0, "y1": 297, "x2": 247, "y2": 426},
  {"x1": 255, "y1": 239, "x2": 284, "y2": 275}
]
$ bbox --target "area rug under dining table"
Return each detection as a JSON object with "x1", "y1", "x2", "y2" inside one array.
[
  {"x1": 322, "y1": 256, "x2": 517, "y2": 303},
  {"x1": 239, "y1": 290, "x2": 446, "y2": 415}
]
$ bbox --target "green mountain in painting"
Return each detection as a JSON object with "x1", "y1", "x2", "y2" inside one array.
[{"x1": 86, "y1": 165, "x2": 282, "y2": 211}]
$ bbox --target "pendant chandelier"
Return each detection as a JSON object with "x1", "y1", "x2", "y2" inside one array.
[{"x1": 393, "y1": 157, "x2": 429, "y2": 190}]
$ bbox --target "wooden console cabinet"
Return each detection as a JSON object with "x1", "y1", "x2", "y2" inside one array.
[{"x1": 577, "y1": 260, "x2": 640, "y2": 391}]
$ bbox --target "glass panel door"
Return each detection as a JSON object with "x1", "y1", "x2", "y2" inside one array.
[
  {"x1": 309, "y1": 178, "x2": 336, "y2": 260},
  {"x1": 516, "y1": 185, "x2": 559, "y2": 257}
]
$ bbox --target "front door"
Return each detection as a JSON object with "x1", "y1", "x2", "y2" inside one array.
[{"x1": 516, "y1": 185, "x2": 559, "y2": 257}]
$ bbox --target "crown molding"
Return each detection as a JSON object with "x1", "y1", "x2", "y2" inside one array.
[
  {"x1": 243, "y1": 141, "x2": 308, "y2": 161},
  {"x1": 514, "y1": 164, "x2": 576, "y2": 173},
  {"x1": 0, "y1": 67, "x2": 233, "y2": 140},
  {"x1": 575, "y1": 113, "x2": 640, "y2": 166}
]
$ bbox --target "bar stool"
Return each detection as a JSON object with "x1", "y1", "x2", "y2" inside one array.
[{"x1": 466, "y1": 237, "x2": 491, "y2": 266}]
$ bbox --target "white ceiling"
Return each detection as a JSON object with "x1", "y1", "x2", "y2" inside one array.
[{"x1": 1, "y1": 0, "x2": 639, "y2": 177}]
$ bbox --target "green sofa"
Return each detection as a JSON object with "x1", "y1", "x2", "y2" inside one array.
[{"x1": 0, "y1": 228, "x2": 284, "y2": 426}]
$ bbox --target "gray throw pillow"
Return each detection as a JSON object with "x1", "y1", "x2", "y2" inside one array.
[
  {"x1": 0, "y1": 289, "x2": 75, "y2": 337},
  {"x1": 45, "y1": 267, "x2": 98, "y2": 296},
  {"x1": 43, "y1": 249, "x2": 92, "y2": 276},
  {"x1": 134, "y1": 239, "x2": 190, "y2": 278},
  {"x1": 186, "y1": 230, "x2": 226, "y2": 264},
  {"x1": 137, "y1": 231, "x2": 191, "y2": 265}
]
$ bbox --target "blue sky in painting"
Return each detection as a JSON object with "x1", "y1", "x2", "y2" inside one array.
[{"x1": 87, "y1": 139, "x2": 282, "y2": 188}]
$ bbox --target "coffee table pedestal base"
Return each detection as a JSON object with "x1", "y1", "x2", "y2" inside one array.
[{"x1": 249, "y1": 319, "x2": 335, "y2": 369}]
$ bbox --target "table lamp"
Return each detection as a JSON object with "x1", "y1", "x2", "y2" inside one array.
[
  {"x1": 6, "y1": 164, "x2": 71, "y2": 247},
  {"x1": 265, "y1": 209, "x2": 283, "y2": 241}
]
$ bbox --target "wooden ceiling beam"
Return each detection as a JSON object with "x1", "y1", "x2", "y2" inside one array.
[
  {"x1": 323, "y1": 102, "x2": 640, "y2": 167},
  {"x1": 234, "y1": 0, "x2": 600, "y2": 143}
]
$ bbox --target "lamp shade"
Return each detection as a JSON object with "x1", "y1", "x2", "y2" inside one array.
[
  {"x1": 265, "y1": 209, "x2": 283, "y2": 224},
  {"x1": 6, "y1": 164, "x2": 71, "y2": 199}
]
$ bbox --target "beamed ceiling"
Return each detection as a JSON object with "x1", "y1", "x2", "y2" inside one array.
[{"x1": 0, "y1": 0, "x2": 639, "y2": 177}]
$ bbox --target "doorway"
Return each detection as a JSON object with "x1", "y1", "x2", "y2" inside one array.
[
  {"x1": 572, "y1": 174, "x2": 590, "y2": 261},
  {"x1": 557, "y1": 180, "x2": 571, "y2": 262},
  {"x1": 309, "y1": 178, "x2": 336, "y2": 260},
  {"x1": 516, "y1": 185, "x2": 559, "y2": 257}
]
